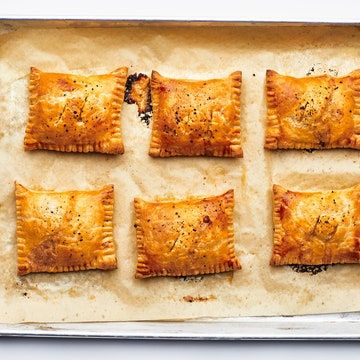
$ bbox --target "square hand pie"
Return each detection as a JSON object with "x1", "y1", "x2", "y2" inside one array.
[
  {"x1": 15, "y1": 183, "x2": 117, "y2": 275},
  {"x1": 149, "y1": 71, "x2": 242, "y2": 157},
  {"x1": 24, "y1": 67, "x2": 128, "y2": 154},
  {"x1": 134, "y1": 190, "x2": 241, "y2": 278},
  {"x1": 271, "y1": 184, "x2": 360, "y2": 266},
  {"x1": 265, "y1": 69, "x2": 360, "y2": 150}
]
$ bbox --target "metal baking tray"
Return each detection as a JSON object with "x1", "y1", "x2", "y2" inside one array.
[
  {"x1": 1, "y1": 17, "x2": 359, "y2": 341},
  {"x1": 1, "y1": 313, "x2": 360, "y2": 340}
]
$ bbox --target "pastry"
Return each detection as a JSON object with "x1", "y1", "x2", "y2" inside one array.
[
  {"x1": 271, "y1": 184, "x2": 360, "y2": 265},
  {"x1": 24, "y1": 67, "x2": 128, "y2": 154},
  {"x1": 149, "y1": 71, "x2": 242, "y2": 157},
  {"x1": 134, "y1": 190, "x2": 241, "y2": 278},
  {"x1": 265, "y1": 69, "x2": 360, "y2": 150},
  {"x1": 15, "y1": 183, "x2": 117, "y2": 275}
]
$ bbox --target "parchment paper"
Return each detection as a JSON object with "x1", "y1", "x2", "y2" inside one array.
[{"x1": 1, "y1": 24, "x2": 360, "y2": 323}]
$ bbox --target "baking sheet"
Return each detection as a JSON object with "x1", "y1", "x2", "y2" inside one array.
[
  {"x1": 1, "y1": 24, "x2": 360, "y2": 324},
  {"x1": 2, "y1": 313, "x2": 360, "y2": 340}
]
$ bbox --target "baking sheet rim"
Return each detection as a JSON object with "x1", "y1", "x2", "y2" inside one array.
[{"x1": 2, "y1": 312, "x2": 360, "y2": 340}]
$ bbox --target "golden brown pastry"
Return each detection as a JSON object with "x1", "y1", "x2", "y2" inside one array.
[
  {"x1": 15, "y1": 183, "x2": 117, "y2": 275},
  {"x1": 134, "y1": 190, "x2": 241, "y2": 278},
  {"x1": 265, "y1": 70, "x2": 360, "y2": 150},
  {"x1": 271, "y1": 184, "x2": 360, "y2": 266},
  {"x1": 149, "y1": 71, "x2": 242, "y2": 157},
  {"x1": 24, "y1": 67, "x2": 128, "y2": 154}
]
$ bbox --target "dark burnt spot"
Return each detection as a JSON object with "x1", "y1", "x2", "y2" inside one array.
[
  {"x1": 124, "y1": 73, "x2": 152, "y2": 126},
  {"x1": 203, "y1": 215, "x2": 211, "y2": 224},
  {"x1": 306, "y1": 67, "x2": 315, "y2": 76},
  {"x1": 290, "y1": 264, "x2": 330, "y2": 275},
  {"x1": 139, "y1": 111, "x2": 152, "y2": 126},
  {"x1": 124, "y1": 73, "x2": 140, "y2": 104},
  {"x1": 179, "y1": 276, "x2": 204, "y2": 282}
]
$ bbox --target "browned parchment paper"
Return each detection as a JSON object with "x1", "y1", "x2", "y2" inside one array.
[{"x1": 1, "y1": 24, "x2": 360, "y2": 323}]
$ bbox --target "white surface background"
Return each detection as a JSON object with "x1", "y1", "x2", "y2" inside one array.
[
  {"x1": 1, "y1": 0, "x2": 360, "y2": 357},
  {"x1": 0, "y1": 339, "x2": 360, "y2": 359},
  {"x1": 1, "y1": 0, "x2": 360, "y2": 22}
]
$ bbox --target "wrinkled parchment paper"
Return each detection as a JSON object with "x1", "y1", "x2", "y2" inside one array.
[{"x1": 1, "y1": 24, "x2": 360, "y2": 323}]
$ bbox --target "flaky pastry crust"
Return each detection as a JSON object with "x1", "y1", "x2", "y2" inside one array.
[
  {"x1": 134, "y1": 190, "x2": 241, "y2": 278},
  {"x1": 265, "y1": 70, "x2": 360, "y2": 150},
  {"x1": 149, "y1": 71, "x2": 242, "y2": 157},
  {"x1": 24, "y1": 67, "x2": 128, "y2": 154},
  {"x1": 15, "y1": 183, "x2": 117, "y2": 275},
  {"x1": 271, "y1": 184, "x2": 360, "y2": 266}
]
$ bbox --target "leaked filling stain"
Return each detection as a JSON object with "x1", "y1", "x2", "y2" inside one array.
[
  {"x1": 179, "y1": 276, "x2": 204, "y2": 282},
  {"x1": 182, "y1": 295, "x2": 216, "y2": 303},
  {"x1": 124, "y1": 73, "x2": 152, "y2": 126},
  {"x1": 290, "y1": 264, "x2": 330, "y2": 275}
]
